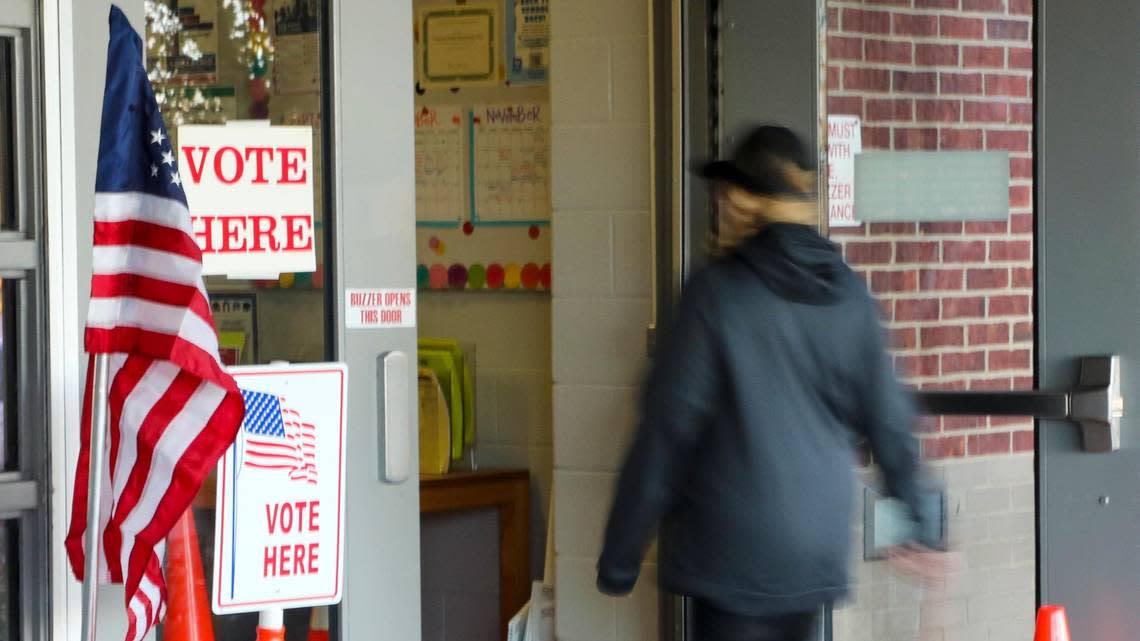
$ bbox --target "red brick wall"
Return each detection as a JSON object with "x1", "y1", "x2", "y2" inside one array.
[{"x1": 826, "y1": 0, "x2": 1034, "y2": 459}]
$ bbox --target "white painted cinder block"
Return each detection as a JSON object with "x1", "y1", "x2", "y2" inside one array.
[
  {"x1": 496, "y1": 369, "x2": 553, "y2": 446},
  {"x1": 555, "y1": 470, "x2": 617, "y2": 559},
  {"x1": 552, "y1": 297, "x2": 651, "y2": 386},
  {"x1": 612, "y1": 212, "x2": 653, "y2": 298},
  {"x1": 550, "y1": 39, "x2": 614, "y2": 124},
  {"x1": 551, "y1": 124, "x2": 652, "y2": 211},
  {"x1": 475, "y1": 368, "x2": 499, "y2": 443},
  {"x1": 553, "y1": 212, "x2": 614, "y2": 296},
  {"x1": 556, "y1": 557, "x2": 618, "y2": 641},
  {"x1": 553, "y1": 384, "x2": 640, "y2": 472},
  {"x1": 551, "y1": 0, "x2": 648, "y2": 40},
  {"x1": 610, "y1": 36, "x2": 651, "y2": 124},
  {"x1": 616, "y1": 564, "x2": 659, "y2": 641},
  {"x1": 966, "y1": 486, "x2": 1012, "y2": 515}
]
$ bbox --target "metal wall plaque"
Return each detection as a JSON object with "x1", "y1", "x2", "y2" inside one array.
[
  {"x1": 854, "y1": 151, "x2": 1010, "y2": 222},
  {"x1": 863, "y1": 485, "x2": 948, "y2": 560}
]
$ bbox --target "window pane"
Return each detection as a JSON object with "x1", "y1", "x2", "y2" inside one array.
[
  {"x1": 0, "y1": 37, "x2": 16, "y2": 231},
  {"x1": 0, "y1": 280, "x2": 15, "y2": 472},
  {"x1": 825, "y1": 1, "x2": 1037, "y2": 639},
  {"x1": 146, "y1": 2, "x2": 334, "y2": 639},
  {"x1": 0, "y1": 519, "x2": 18, "y2": 640},
  {"x1": 147, "y1": 0, "x2": 331, "y2": 366}
]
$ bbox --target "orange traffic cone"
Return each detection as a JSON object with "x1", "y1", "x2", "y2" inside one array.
[
  {"x1": 307, "y1": 606, "x2": 330, "y2": 641},
  {"x1": 256, "y1": 609, "x2": 286, "y2": 641},
  {"x1": 164, "y1": 508, "x2": 215, "y2": 641},
  {"x1": 1035, "y1": 605, "x2": 1072, "y2": 641}
]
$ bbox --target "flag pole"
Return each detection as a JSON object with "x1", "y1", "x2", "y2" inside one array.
[{"x1": 81, "y1": 353, "x2": 112, "y2": 641}]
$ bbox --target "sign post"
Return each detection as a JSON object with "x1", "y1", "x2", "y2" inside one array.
[{"x1": 213, "y1": 363, "x2": 348, "y2": 615}]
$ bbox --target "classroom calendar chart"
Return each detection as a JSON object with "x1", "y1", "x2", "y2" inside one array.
[
  {"x1": 472, "y1": 103, "x2": 551, "y2": 223},
  {"x1": 415, "y1": 105, "x2": 466, "y2": 223}
]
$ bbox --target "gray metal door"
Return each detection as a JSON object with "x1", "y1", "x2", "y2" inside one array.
[
  {"x1": 1037, "y1": 1, "x2": 1140, "y2": 637},
  {"x1": 655, "y1": 0, "x2": 1139, "y2": 639}
]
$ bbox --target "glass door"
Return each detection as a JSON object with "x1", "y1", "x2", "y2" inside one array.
[
  {"x1": 821, "y1": 0, "x2": 1041, "y2": 639},
  {"x1": 145, "y1": 1, "x2": 337, "y2": 637}
]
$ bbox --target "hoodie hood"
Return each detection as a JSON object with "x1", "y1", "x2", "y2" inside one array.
[{"x1": 736, "y1": 224, "x2": 847, "y2": 304}]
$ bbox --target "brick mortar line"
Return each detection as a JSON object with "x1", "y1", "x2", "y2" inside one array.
[
  {"x1": 859, "y1": 259, "x2": 1035, "y2": 265},
  {"x1": 833, "y1": 60, "x2": 1033, "y2": 74},
  {"x1": 829, "y1": 2, "x2": 1032, "y2": 13},
  {"x1": 844, "y1": 229, "x2": 1036, "y2": 236},
  {"x1": 863, "y1": 267, "x2": 1034, "y2": 273},
  {"x1": 919, "y1": 427, "x2": 1034, "y2": 437},
  {"x1": 894, "y1": 344, "x2": 1034, "y2": 354},
  {"x1": 883, "y1": 315, "x2": 1036, "y2": 323},
  {"x1": 842, "y1": 231, "x2": 1036, "y2": 239},
  {"x1": 900, "y1": 363, "x2": 1035, "y2": 371},
  {"x1": 831, "y1": 35, "x2": 1036, "y2": 47},
  {"x1": 827, "y1": 91, "x2": 1035, "y2": 108},
  {"x1": 860, "y1": 278, "x2": 1036, "y2": 286},
  {"x1": 823, "y1": 116, "x2": 1035, "y2": 125}
]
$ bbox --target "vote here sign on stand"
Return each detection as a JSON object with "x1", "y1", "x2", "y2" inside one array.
[
  {"x1": 212, "y1": 363, "x2": 348, "y2": 614},
  {"x1": 179, "y1": 123, "x2": 316, "y2": 278}
]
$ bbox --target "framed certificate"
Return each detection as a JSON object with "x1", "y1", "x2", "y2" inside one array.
[{"x1": 418, "y1": 4, "x2": 499, "y2": 88}]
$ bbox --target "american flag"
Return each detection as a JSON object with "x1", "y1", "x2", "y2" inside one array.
[
  {"x1": 64, "y1": 8, "x2": 245, "y2": 641},
  {"x1": 240, "y1": 389, "x2": 318, "y2": 484}
]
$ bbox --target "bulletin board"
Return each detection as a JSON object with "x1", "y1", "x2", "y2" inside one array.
[
  {"x1": 412, "y1": 0, "x2": 551, "y2": 294},
  {"x1": 414, "y1": 102, "x2": 551, "y2": 293}
]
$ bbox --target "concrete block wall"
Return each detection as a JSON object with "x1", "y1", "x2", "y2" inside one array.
[
  {"x1": 417, "y1": 293, "x2": 554, "y2": 576},
  {"x1": 549, "y1": 0, "x2": 655, "y2": 639},
  {"x1": 835, "y1": 455, "x2": 1036, "y2": 641}
]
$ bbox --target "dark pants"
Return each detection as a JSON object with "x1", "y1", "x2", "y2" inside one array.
[{"x1": 692, "y1": 601, "x2": 818, "y2": 641}]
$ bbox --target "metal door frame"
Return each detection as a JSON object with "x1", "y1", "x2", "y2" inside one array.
[
  {"x1": 330, "y1": 0, "x2": 422, "y2": 639},
  {"x1": 652, "y1": 1, "x2": 832, "y2": 638}
]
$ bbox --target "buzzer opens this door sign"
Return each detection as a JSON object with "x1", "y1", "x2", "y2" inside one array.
[
  {"x1": 179, "y1": 123, "x2": 316, "y2": 278},
  {"x1": 213, "y1": 363, "x2": 347, "y2": 614}
]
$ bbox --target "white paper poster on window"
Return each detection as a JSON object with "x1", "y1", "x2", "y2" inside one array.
[
  {"x1": 506, "y1": 0, "x2": 549, "y2": 84},
  {"x1": 179, "y1": 123, "x2": 316, "y2": 278},
  {"x1": 415, "y1": 105, "x2": 466, "y2": 223},
  {"x1": 827, "y1": 116, "x2": 862, "y2": 228}
]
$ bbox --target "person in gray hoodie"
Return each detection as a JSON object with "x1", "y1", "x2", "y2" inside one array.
[{"x1": 596, "y1": 125, "x2": 947, "y2": 641}]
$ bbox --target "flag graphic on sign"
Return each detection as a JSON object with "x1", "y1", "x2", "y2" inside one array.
[
  {"x1": 64, "y1": 8, "x2": 245, "y2": 641},
  {"x1": 241, "y1": 389, "x2": 318, "y2": 484}
]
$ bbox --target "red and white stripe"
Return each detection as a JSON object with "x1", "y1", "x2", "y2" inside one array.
[
  {"x1": 66, "y1": 191, "x2": 244, "y2": 641},
  {"x1": 243, "y1": 403, "x2": 318, "y2": 484},
  {"x1": 284, "y1": 407, "x2": 318, "y2": 484}
]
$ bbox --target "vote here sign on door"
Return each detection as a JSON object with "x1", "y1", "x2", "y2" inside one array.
[{"x1": 179, "y1": 124, "x2": 316, "y2": 278}]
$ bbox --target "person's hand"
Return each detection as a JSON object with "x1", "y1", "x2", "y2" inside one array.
[{"x1": 885, "y1": 543, "x2": 958, "y2": 582}]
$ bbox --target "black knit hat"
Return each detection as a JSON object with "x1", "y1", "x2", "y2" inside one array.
[{"x1": 700, "y1": 125, "x2": 815, "y2": 196}]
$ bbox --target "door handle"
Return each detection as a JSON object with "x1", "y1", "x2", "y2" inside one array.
[
  {"x1": 915, "y1": 355, "x2": 1123, "y2": 453},
  {"x1": 377, "y1": 351, "x2": 412, "y2": 483}
]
